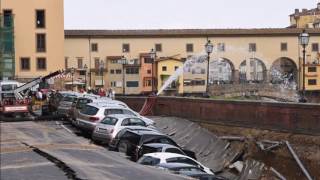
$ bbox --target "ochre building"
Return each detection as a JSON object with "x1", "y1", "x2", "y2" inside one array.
[
  {"x1": 64, "y1": 29, "x2": 320, "y2": 95},
  {"x1": 0, "y1": 0, "x2": 65, "y2": 81}
]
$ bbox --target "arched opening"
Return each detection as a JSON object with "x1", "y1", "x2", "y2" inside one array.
[
  {"x1": 239, "y1": 58, "x2": 267, "y2": 83},
  {"x1": 270, "y1": 57, "x2": 298, "y2": 85},
  {"x1": 209, "y1": 58, "x2": 235, "y2": 84}
]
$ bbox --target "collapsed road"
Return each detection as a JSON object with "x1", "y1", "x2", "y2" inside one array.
[{"x1": 0, "y1": 121, "x2": 188, "y2": 180}]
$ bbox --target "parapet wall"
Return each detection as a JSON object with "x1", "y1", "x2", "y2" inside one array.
[{"x1": 118, "y1": 96, "x2": 320, "y2": 135}]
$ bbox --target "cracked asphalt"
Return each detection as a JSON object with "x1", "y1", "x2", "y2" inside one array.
[{"x1": 0, "y1": 121, "x2": 187, "y2": 180}]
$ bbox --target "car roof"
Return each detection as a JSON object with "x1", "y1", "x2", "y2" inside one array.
[
  {"x1": 86, "y1": 102, "x2": 127, "y2": 109},
  {"x1": 127, "y1": 128, "x2": 163, "y2": 136},
  {"x1": 106, "y1": 114, "x2": 139, "y2": 119},
  {"x1": 157, "y1": 163, "x2": 196, "y2": 169},
  {"x1": 142, "y1": 143, "x2": 179, "y2": 149},
  {"x1": 143, "y1": 152, "x2": 188, "y2": 159}
]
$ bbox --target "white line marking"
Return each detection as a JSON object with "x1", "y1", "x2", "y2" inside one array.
[{"x1": 55, "y1": 121, "x2": 73, "y2": 134}]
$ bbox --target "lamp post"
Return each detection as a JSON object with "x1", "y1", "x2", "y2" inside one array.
[
  {"x1": 299, "y1": 30, "x2": 310, "y2": 103},
  {"x1": 120, "y1": 56, "x2": 127, "y2": 95},
  {"x1": 71, "y1": 67, "x2": 75, "y2": 91},
  {"x1": 84, "y1": 64, "x2": 88, "y2": 90},
  {"x1": 149, "y1": 48, "x2": 156, "y2": 93},
  {"x1": 99, "y1": 60, "x2": 104, "y2": 88},
  {"x1": 205, "y1": 40, "x2": 214, "y2": 97}
]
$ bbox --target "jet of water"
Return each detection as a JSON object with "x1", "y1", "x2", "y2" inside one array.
[{"x1": 157, "y1": 53, "x2": 207, "y2": 95}]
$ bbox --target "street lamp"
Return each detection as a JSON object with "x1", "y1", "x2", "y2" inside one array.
[
  {"x1": 99, "y1": 60, "x2": 104, "y2": 88},
  {"x1": 71, "y1": 67, "x2": 75, "y2": 91},
  {"x1": 299, "y1": 30, "x2": 310, "y2": 103},
  {"x1": 205, "y1": 40, "x2": 214, "y2": 97},
  {"x1": 120, "y1": 56, "x2": 127, "y2": 95},
  {"x1": 84, "y1": 64, "x2": 88, "y2": 90},
  {"x1": 149, "y1": 48, "x2": 156, "y2": 93}
]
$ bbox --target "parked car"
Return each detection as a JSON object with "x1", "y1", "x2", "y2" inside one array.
[
  {"x1": 68, "y1": 96, "x2": 129, "y2": 123},
  {"x1": 137, "y1": 143, "x2": 196, "y2": 159},
  {"x1": 49, "y1": 91, "x2": 79, "y2": 112},
  {"x1": 137, "y1": 152, "x2": 214, "y2": 175},
  {"x1": 57, "y1": 93, "x2": 79, "y2": 116},
  {"x1": 91, "y1": 114, "x2": 154, "y2": 144},
  {"x1": 75, "y1": 103, "x2": 154, "y2": 132},
  {"x1": 108, "y1": 128, "x2": 194, "y2": 161},
  {"x1": 155, "y1": 163, "x2": 208, "y2": 178}
]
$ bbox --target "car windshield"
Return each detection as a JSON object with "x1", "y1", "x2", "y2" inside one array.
[
  {"x1": 63, "y1": 96, "x2": 77, "y2": 102},
  {"x1": 80, "y1": 105, "x2": 99, "y2": 115},
  {"x1": 137, "y1": 156, "x2": 160, "y2": 166},
  {"x1": 104, "y1": 109, "x2": 137, "y2": 116},
  {"x1": 1, "y1": 84, "x2": 17, "y2": 91},
  {"x1": 165, "y1": 148, "x2": 184, "y2": 155},
  {"x1": 143, "y1": 136, "x2": 178, "y2": 146},
  {"x1": 76, "y1": 98, "x2": 92, "y2": 109},
  {"x1": 101, "y1": 117, "x2": 118, "y2": 125}
]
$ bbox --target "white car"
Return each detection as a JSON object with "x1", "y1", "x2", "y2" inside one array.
[
  {"x1": 137, "y1": 152, "x2": 214, "y2": 175},
  {"x1": 75, "y1": 103, "x2": 154, "y2": 132},
  {"x1": 91, "y1": 114, "x2": 156, "y2": 144}
]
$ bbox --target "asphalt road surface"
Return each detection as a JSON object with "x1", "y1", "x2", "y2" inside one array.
[{"x1": 0, "y1": 121, "x2": 187, "y2": 180}]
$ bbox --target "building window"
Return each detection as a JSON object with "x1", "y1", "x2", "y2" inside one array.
[
  {"x1": 110, "y1": 69, "x2": 115, "y2": 74},
  {"x1": 147, "y1": 70, "x2": 151, "y2": 74},
  {"x1": 312, "y1": 43, "x2": 319, "y2": 52},
  {"x1": 281, "y1": 43, "x2": 287, "y2": 51},
  {"x1": 155, "y1": 44, "x2": 162, "y2": 52},
  {"x1": 126, "y1": 81, "x2": 139, "y2": 87},
  {"x1": 144, "y1": 80, "x2": 152, "y2": 87},
  {"x1": 20, "y1": 58, "x2": 30, "y2": 70},
  {"x1": 126, "y1": 67, "x2": 139, "y2": 74},
  {"x1": 116, "y1": 69, "x2": 122, "y2": 74},
  {"x1": 308, "y1": 67, "x2": 317, "y2": 72},
  {"x1": 37, "y1": 58, "x2": 46, "y2": 70},
  {"x1": 144, "y1": 58, "x2": 153, "y2": 64},
  {"x1": 79, "y1": 71, "x2": 86, "y2": 76},
  {"x1": 186, "y1": 44, "x2": 193, "y2": 52},
  {"x1": 217, "y1": 43, "x2": 225, "y2": 52},
  {"x1": 110, "y1": 81, "x2": 116, "y2": 87},
  {"x1": 91, "y1": 43, "x2": 98, "y2": 52},
  {"x1": 162, "y1": 66, "x2": 167, "y2": 71},
  {"x1": 77, "y1": 58, "x2": 83, "y2": 69},
  {"x1": 36, "y1": 34, "x2": 46, "y2": 52},
  {"x1": 3, "y1": 10, "x2": 12, "y2": 27},
  {"x1": 175, "y1": 66, "x2": 179, "y2": 71},
  {"x1": 308, "y1": 79, "x2": 317, "y2": 85},
  {"x1": 36, "y1": 10, "x2": 45, "y2": 28},
  {"x1": 94, "y1": 58, "x2": 100, "y2": 69},
  {"x1": 122, "y1": 44, "x2": 130, "y2": 53},
  {"x1": 249, "y1": 43, "x2": 256, "y2": 52},
  {"x1": 65, "y1": 57, "x2": 68, "y2": 69}
]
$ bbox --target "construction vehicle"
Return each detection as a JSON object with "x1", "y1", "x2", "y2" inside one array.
[{"x1": 0, "y1": 70, "x2": 62, "y2": 117}]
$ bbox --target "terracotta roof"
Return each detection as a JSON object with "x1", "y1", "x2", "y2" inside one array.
[{"x1": 65, "y1": 28, "x2": 320, "y2": 38}]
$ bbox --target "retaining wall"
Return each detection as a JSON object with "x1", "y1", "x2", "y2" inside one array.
[{"x1": 118, "y1": 96, "x2": 320, "y2": 135}]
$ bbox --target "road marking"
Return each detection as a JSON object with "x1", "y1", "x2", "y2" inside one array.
[
  {"x1": 1, "y1": 162, "x2": 52, "y2": 170},
  {"x1": 55, "y1": 121, "x2": 73, "y2": 134}
]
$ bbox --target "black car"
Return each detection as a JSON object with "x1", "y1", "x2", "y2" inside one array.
[{"x1": 109, "y1": 128, "x2": 195, "y2": 161}]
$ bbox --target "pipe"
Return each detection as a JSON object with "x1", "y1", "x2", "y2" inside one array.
[
  {"x1": 285, "y1": 141, "x2": 313, "y2": 180},
  {"x1": 270, "y1": 167, "x2": 286, "y2": 180}
]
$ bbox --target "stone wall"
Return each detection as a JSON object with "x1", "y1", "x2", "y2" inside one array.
[{"x1": 117, "y1": 96, "x2": 320, "y2": 135}]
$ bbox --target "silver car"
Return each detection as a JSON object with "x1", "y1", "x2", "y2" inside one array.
[
  {"x1": 75, "y1": 103, "x2": 154, "y2": 132},
  {"x1": 57, "y1": 92, "x2": 80, "y2": 115},
  {"x1": 91, "y1": 114, "x2": 156, "y2": 144}
]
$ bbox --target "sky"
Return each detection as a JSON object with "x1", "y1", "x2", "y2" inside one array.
[{"x1": 64, "y1": 0, "x2": 318, "y2": 29}]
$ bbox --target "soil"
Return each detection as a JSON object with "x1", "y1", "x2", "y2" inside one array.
[{"x1": 200, "y1": 123, "x2": 320, "y2": 180}]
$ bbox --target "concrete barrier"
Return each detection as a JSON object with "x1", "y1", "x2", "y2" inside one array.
[{"x1": 117, "y1": 96, "x2": 320, "y2": 135}]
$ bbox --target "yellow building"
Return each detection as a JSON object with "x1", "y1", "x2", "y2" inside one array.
[
  {"x1": 65, "y1": 29, "x2": 320, "y2": 94},
  {"x1": 156, "y1": 57, "x2": 184, "y2": 95},
  {"x1": 0, "y1": 0, "x2": 64, "y2": 81},
  {"x1": 289, "y1": 3, "x2": 320, "y2": 28}
]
